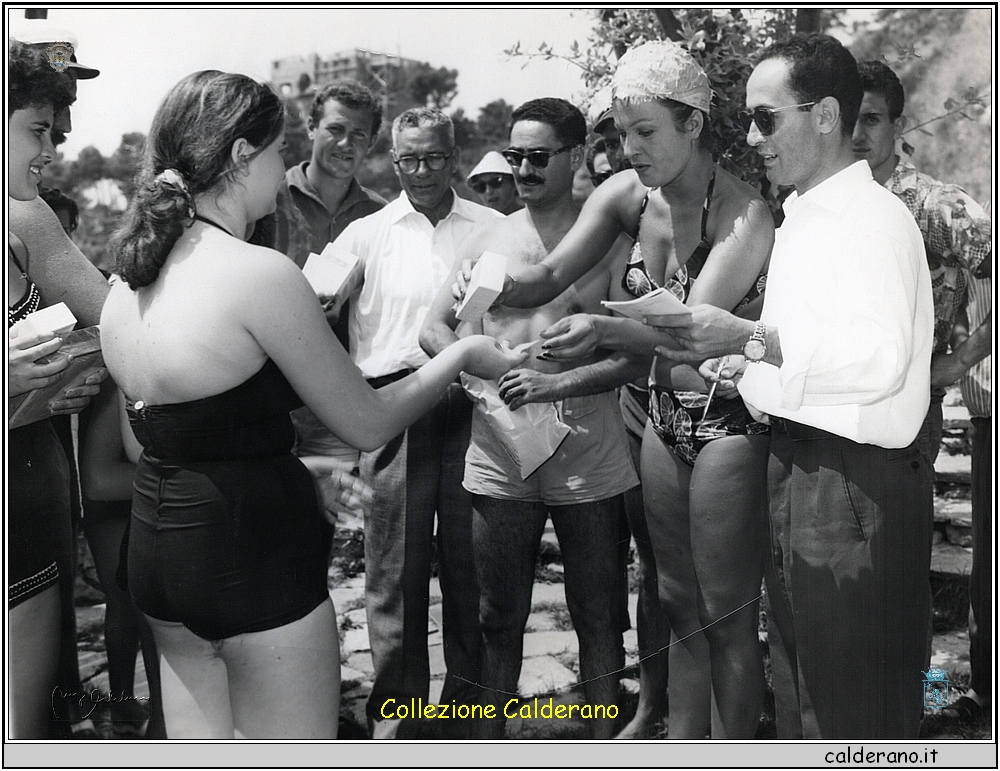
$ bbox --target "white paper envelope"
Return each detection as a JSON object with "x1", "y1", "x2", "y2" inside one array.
[
  {"x1": 15, "y1": 302, "x2": 77, "y2": 337},
  {"x1": 601, "y1": 286, "x2": 691, "y2": 321},
  {"x1": 302, "y1": 246, "x2": 360, "y2": 297},
  {"x1": 455, "y1": 251, "x2": 507, "y2": 322}
]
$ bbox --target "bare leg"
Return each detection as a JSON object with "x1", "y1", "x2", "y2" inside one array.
[
  {"x1": 146, "y1": 615, "x2": 235, "y2": 739},
  {"x1": 616, "y1": 418, "x2": 669, "y2": 739},
  {"x1": 10, "y1": 585, "x2": 61, "y2": 739},
  {"x1": 225, "y1": 598, "x2": 340, "y2": 739},
  {"x1": 641, "y1": 422, "x2": 710, "y2": 739},
  {"x1": 689, "y1": 434, "x2": 768, "y2": 738}
]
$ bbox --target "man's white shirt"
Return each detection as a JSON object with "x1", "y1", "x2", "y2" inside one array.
[
  {"x1": 333, "y1": 191, "x2": 502, "y2": 380},
  {"x1": 739, "y1": 161, "x2": 933, "y2": 448}
]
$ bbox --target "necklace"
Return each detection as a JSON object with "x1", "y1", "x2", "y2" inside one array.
[{"x1": 194, "y1": 214, "x2": 236, "y2": 238}]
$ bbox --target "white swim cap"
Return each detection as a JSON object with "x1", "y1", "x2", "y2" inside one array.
[{"x1": 612, "y1": 40, "x2": 711, "y2": 113}]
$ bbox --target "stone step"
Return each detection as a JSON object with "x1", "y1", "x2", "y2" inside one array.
[
  {"x1": 934, "y1": 451, "x2": 971, "y2": 486},
  {"x1": 930, "y1": 542, "x2": 973, "y2": 577}
]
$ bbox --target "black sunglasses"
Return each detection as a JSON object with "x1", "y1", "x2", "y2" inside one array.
[
  {"x1": 501, "y1": 145, "x2": 575, "y2": 169},
  {"x1": 393, "y1": 151, "x2": 452, "y2": 175},
  {"x1": 737, "y1": 102, "x2": 816, "y2": 136},
  {"x1": 470, "y1": 176, "x2": 509, "y2": 194}
]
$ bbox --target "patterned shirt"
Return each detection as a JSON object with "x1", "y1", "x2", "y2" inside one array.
[{"x1": 886, "y1": 159, "x2": 992, "y2": 355}]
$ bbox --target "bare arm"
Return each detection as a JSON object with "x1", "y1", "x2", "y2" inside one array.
[
  {"x1": 80, "y1": 382, "x2": 135, "y2": 501},
  {"x1": 933, "y1": 310, "x2": 992, "y2": 389},
  {"x1": 242, "y1": 252, "x2": 524, "y2": 452},
  {"x1": 9, "y1": 197, "x2": 110, "y2": 326},
  {"x1": 465, "y1": 174, "x2": 643, "y2": 309},
  {"x1": 420, "y1": 230, "x2": 489, "y2": 357},
  {"x1": 498, "y1": 352, "x2": 651, "y2": 410}
]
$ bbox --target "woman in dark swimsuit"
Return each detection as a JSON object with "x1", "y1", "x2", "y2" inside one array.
[
  {"x1": 100, "y1": 70, "x2": 525, "y2": 739},
  {"x1": 460, "y1": 42, "x2": 775, "y2": 738},
  {"x1": 8, "y1": 41, "x2": 110, "y2": 739}
]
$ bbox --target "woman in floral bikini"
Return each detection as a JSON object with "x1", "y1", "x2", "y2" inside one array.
[{"x1": 468, "y1": 41, "x2": 774, "y2": 738}]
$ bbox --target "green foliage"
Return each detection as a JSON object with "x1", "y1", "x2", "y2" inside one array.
[
  {"x1": 849, "y1": 8, "x2": 992, "y2": 205},
  {"x1": 477, "y1": 99, "x2": 515, "y2": 146},
  {"x1": 406, "y1": 61, "x2": 459, "y2": 109},
  {"x1": 40, "y1": 133, "x2": 145, "y2": 270}
]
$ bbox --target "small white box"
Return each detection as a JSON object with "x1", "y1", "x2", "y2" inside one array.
[
  {"x1": 455, "y1": 251, "x2": 507, "y2": 322},
  {"x1": 16, "y1": 302, "x2": 77, "y2": 337},
  {"x1": 302, "y1": 245, "x2": 360, "y2": 298}
]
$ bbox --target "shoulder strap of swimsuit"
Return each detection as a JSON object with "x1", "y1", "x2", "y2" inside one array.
[
  {"x1": 699, "y1": 167, "x2": 717, "y2": 244},
  {"x1": 8, "y1": 232, "x2": 28, "y2": 275}
]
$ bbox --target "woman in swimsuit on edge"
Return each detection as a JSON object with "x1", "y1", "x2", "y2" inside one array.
[
  {"x1": 100, "y1": 70, "x2": 525, "y2": 739},
  {"x1": 456, "y1": 41, "x2": 774, "y2": 738}
]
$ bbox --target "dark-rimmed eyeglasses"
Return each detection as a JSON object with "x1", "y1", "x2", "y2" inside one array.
[
  {"x1": 392, "y1": 152, "x2": 453, "y2": 175},
  {"x1": 501, "y1": 145, "x2": 575, "y2": 169},
  {"x1": 470, "y1": 176, "x2": 509, "y2": 195},
  {"x1": 737, "y1": 102, "x2": 816, "y2": 136}
]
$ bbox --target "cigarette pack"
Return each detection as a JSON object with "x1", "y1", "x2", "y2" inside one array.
[
  {"x1": 455, "y1": 251, "x2": 507, "y2": 322},
  {"x1": 302, "y1": 245, "x2": 360, "y2": 298},
  {"x1": 16, "y1": 302, "x2": 77, "y2": 337}
]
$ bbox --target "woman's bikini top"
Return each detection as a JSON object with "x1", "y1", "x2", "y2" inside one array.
[
  {"x1": 621, "y1": 168, "x2": 716, "y2": 302},
  {"x1": 8, "y1": 241, "x2": 41, "y2": 327}
]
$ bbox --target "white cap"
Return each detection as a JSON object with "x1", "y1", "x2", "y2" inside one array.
[
  {"x1": 467, "y1": 151, "x2": 513, "y2": 182},
  {"x1": 9, "y1": 19, "x2": 100, "y2": 78}
]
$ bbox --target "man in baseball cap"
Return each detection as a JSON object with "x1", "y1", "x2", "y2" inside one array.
[
  {"x1": 466, "y1": 150, "x2": 521, "y2": 215},
  {"x1": 587, "y1": 85, "x2": 627, "y2": 173}
]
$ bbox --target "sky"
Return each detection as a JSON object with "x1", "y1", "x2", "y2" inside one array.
[{"x1": 9, "y1": 5, "x2": 603, "y2": 159}]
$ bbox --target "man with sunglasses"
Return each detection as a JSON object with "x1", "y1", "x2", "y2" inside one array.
[
  {"x1": 421, "y1": 98, "x2": 643, "y2": 739},
  {"x1": 650, "y1": 35, "x2": 934, "y2": 739},
  {"x1": 328, "y1": 107, "x2": 501, "y2": 739},
  {"x1": 467, "y1": 150, "x2": 522, "y2": 215}
]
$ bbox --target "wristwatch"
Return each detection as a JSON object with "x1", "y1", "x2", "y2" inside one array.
[{"x1": 743, "y1": 321, "x2": 767, "y2": 363}]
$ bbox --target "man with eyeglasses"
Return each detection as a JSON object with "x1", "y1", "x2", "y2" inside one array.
[
  {"x1": 421, "y1": 98, "x2": 642, "y2": 739},
  {"x1": 466, "y1": 150, "x2": 522, "y2": 215},
  {"x1": 328, "y1": 107, "x2": 502, "y2": 739},
  {"x1": 648, "y1": 35, "x2": 934, "y2": 739}
]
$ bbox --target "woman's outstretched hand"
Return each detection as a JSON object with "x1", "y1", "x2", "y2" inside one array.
[
  {"x1": 461, "y1": 335, "x2": 530, "y2": 381},
  {"x1": 537, "y1": 314, "x2": 600, "y2": 360}
]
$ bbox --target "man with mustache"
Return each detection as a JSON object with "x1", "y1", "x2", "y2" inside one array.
[{"x1": 421, "y1": 98, "x2": 643, "y2": 739}]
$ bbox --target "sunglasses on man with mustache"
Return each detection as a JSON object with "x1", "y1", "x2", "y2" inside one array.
[{"x1": 501, "y1": 144, "x2": 577, "y2": 169}]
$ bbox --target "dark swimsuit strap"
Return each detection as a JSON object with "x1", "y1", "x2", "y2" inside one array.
[
  {"x1": 699, "y1": 167, "x2": 716, "y2": 245},
  {"x1": 8, "y1": 238, "x2": 28, "y2": 277},
  {"x1": 194, "y1": 214, "x2": 236, "y2": 238}
]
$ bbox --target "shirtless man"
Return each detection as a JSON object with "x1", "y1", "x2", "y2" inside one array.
[{"x1": 421, "y1": 98, "x2": 644, "y2": 739}]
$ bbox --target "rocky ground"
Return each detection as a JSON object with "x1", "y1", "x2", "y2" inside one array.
[{"x1": 67, "y1": 404, "x2": 987, "y2": 741}]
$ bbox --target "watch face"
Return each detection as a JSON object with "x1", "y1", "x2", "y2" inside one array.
[{"x1": 744, "y1": 339, "x2": 766, "y2": 362}]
